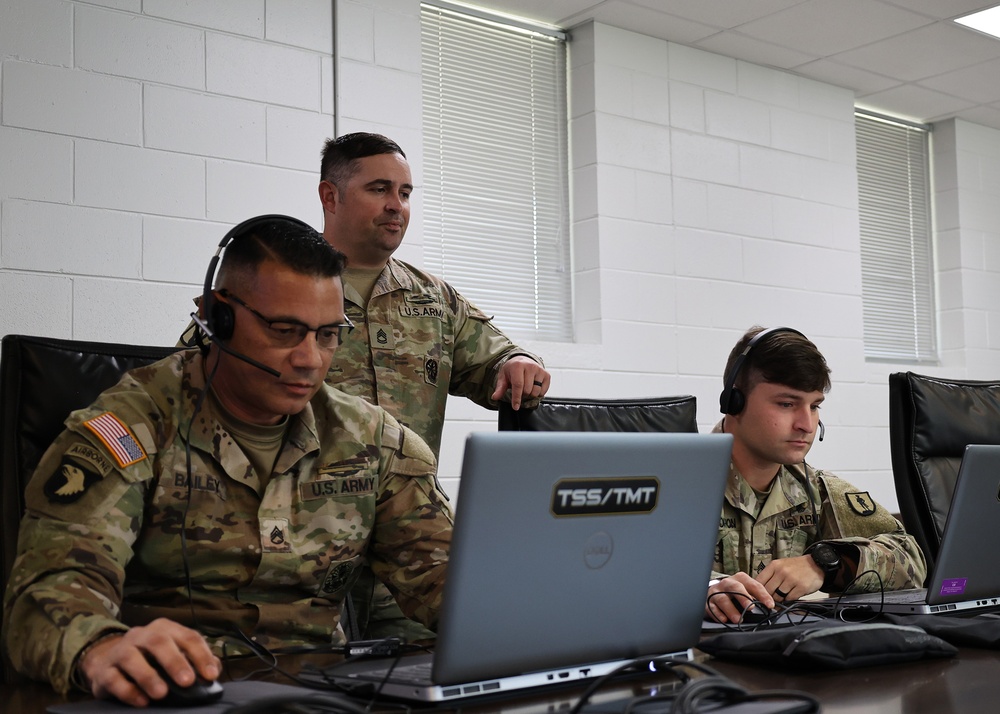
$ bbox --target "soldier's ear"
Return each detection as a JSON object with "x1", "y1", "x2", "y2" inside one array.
[{"x1": 319, "y1": 180, "x2": 339, "y2": 214}]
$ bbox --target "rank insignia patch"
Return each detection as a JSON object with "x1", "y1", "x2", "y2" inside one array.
[
  {"x1": 82, "y1": 412, "x2": 147, "y2": 468},
  {"x1": 845, "y1": 491, "x2": 876, "y2": 516},
  {"x1": 261, "y1": 518, "x2": 290, "y2": 552}
]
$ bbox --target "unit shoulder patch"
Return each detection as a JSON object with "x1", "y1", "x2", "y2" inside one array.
[
  {"x1": 44, "y1": 456, "x2": 103, "y2": 504},
  {"x1": 845, "y1": 491, "x2": 877, "y2": 517}
]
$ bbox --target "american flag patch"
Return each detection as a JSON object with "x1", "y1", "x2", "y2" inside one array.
[{"x1": 83, "y1": 412, "x2": 147, "y2": 468}]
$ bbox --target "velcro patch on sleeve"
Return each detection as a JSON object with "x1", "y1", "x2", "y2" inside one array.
[
  {"x1": 44, "y1": 457, "x2": 104, "y2": 504},
  {"x1": 82, "y1": 412, "x2": 148, "y2": 468}
]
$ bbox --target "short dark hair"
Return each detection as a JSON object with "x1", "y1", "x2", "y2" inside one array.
[
  {"x1": 217, "y1": 216, "x2": 345, "y2": 289},
  {"x1": 320, "y1": 132, "x2": 406, "y2": 186},
  {"x1": 724, "y1": 325, "x2": 832, "y2": 398}
]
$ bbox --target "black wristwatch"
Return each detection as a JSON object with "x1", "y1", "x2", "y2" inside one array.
[{"x1": 806, "y1": 542, "x2": 842, "y2": 592}]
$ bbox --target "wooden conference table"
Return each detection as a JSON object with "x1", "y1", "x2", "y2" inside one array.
[{"x1": 2, "y1": 642, "x2": 998, "y2": 713}]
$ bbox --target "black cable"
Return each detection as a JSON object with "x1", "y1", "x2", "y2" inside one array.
[
  {"x1": 565, "y1": 655, "x2": 693, "y2": 714},
  {"x1": 831, "y1": 569, "x2": 885, "y2": 622},
  {"x1": 216, "y1": 626, "x2": 424, "y2": 693},
  {"x1": 706, "y1": 590, "x2": 821, "y2": 631},
  {"x1": 181, "y1": 353, "x2": 222, "y2": 630}
]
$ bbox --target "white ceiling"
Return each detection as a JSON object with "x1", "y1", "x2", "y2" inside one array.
[{"x1": 477, "y1": 0, "x2": 1000, "y2": 130}]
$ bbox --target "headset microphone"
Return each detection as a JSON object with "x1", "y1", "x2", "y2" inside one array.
[
  {"x1": 190, "y1": 313, "x2": 281, "y2": 378},
  {"x1": 818, "y1": 420, "x2": 825, "y2": 442}
]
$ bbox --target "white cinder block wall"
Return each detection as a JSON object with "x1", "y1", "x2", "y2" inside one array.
[
  {"x1": 2, "y1": 0, "x2": 1000, "y2": 510},
  {"x1": 1, "y1": 0, "x2": 334, "y2": 345}
]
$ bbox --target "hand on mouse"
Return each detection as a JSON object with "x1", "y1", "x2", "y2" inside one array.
[
  {"x1": 705, "y1": 572, "x2": 774, "y2": 623},
  {"x1": 78, "y1": 618, "x2": 221, "y2": 707}
]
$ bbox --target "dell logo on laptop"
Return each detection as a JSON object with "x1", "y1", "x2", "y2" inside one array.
[{"x1": 584, "y1": 531, "x2": 614, "y2": 569}]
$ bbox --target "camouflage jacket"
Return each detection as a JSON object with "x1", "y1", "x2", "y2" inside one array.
[
  {"x1": 711, "y1": 423, "x2": 926, "y2": 592},
  {"x1": 2, "y1": 351, "x2": 452, "y2": 693},
  {"x1": 328, "y1": 258, "x2": 542, "y2": 457}
]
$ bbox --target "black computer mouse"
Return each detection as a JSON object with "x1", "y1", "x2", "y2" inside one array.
[
  {"x1": 144, "y1": 656, "x2": 224, "y2": 708},
  {"x1": 728, "y1": 594, "x2": 773, "y2": 624}
]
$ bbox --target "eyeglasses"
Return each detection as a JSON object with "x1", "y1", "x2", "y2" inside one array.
[{"x1": 219, "y1": 290, "x2": 354, "y2": 350}]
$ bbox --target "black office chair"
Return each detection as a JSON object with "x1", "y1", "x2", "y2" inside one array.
[
  {"x1": 498, "y1": 395, "x2": 698, "y2": 433},
  {"x1": 888, "y1": 371, "x2": 1000, "y2": 571},
  {"x1": 0, "y1": 334, "x2": 180, "y2": 683}
]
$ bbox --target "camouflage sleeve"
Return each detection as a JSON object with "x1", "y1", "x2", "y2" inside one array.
[
  {"x1": 2, "y1": 408, "x2": 154, "y2": 693},
  {"x1": 816, "y1": 473, "x2": 928, "y2": 592},
  {"x1": 448, "y1": 290, "x2": 544, "y2": 409},
  {"x1": 368, "y1": 421, "x2": 452, "y2": 630}
]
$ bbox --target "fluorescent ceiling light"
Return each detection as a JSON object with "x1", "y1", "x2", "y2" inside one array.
[{"x1": 955, "y1": 5, "x2": 1000, "y2": 40}]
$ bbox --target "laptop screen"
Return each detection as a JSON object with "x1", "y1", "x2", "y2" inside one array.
[
  {"x1": 433, "y1": 431, "x2": 732, "y2": 685},
  {"x1": 926, "y1": 444, "x2": 1000, "y2": 605}
]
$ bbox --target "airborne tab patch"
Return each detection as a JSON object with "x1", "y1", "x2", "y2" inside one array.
[{"x1": 82, "y1": 412, "x2": 147, "y2": 468}]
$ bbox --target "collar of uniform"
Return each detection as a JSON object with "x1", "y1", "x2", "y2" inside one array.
[
  {"x1": 375, "y1": 257, "x2": 415, "y2": 296},
  {"x1": 725, "y1": 463, "x2": 813, "y2": 521},
  {"x1": 272, "y1": 397, "x2": 321, "y2": 474},
  {"x1": 341, "y1": 258, "x2": 413, "y2": 306},
  {"x1": 177, "y1": 351, "x2": 320, "y2": 476}
]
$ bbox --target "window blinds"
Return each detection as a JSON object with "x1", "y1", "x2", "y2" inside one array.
[
  {"x1": 421, "y1": 1, "x2": 572, "y2": 341},
  {"x1": 856, "y1": 110, "x2": 936, "y2": 362}
]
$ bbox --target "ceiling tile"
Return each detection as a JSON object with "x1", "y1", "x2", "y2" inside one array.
[
  {"x1": 792, "y1": 58, "x2": 902, "y2": 95},
  {"x1": 831, "y1": 22, "x2": 1000, "y2": 82},
  {"x1": 734, "y1": 0, "x2": 932, "y2": 56},
  {"x1": 627, "y1": 0, "x2": 807, "y2": 29},
  {"x1": 877, "y1": 0, "x2": 1000, "y2": 22},
  {"x1": 859, "y1": 83, "x2": 977, "y2": 123},
  {"x1": 918, "y1": 57, "x2": 1000, "y2": 104},
  {"x1": 475, "y1": 0, "x2": 1000, "y2": 128},
  {"x1": 561, "y1": 2, "x2": 718, "y2": 45},
  {"x1": 695, "y1": 30, "x2": 817, "y2": 70}
]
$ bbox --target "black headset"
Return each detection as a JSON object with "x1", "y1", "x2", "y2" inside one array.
[
  {"x1": 719, "y1": 326, "x2": 806, "y2": 416},
  {"x1": 201, "y1": 214, "x2": 314, "y2": 341},
  {"x1": 719, "y1": 326, "x2": 824, "y2": 441}
]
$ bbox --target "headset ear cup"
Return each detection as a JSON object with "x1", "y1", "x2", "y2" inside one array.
[
  {"x1": 210, "y1": 301, "x2": 236, "y2": 341},
  {"x1": 724, "y1": 387, "x2": 745, "y2": 416},
  {"x1": 728, "y1": 388, "x2": 745, "y2": 415}
]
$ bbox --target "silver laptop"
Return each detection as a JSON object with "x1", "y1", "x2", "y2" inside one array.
[
  {"x1": 320, "y1": 431, "x2": 733, "y2": 702},
  {"x1": 820, "y1": 444, "x2": 1000, "y2": 615}
]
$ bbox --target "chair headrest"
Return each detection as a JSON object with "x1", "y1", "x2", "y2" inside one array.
[{"x1": 906, "y1": 373, "x2": 1000, "y2": 456}]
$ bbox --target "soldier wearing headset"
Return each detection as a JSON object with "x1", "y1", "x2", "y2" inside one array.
[
  {"x1": 705, "y1": 326, "x2": 926, "y2": 624},
  {"x1": 3, "y1": 217, "x2": 452, "y2": 704}
]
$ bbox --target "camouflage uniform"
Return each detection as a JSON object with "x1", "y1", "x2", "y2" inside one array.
[
  {"x1": 711, "y1": 421, "x2": 926, "y2": 591},
  {"x1": 330, "y1": 258, "x2": 542, "y2": 640},
  {"x1": 176, "y1": 259, "x2": 543, "y2": 639},
  {"x1": 331, "y1": 258, "x2": 542, "y2": 456},
  {"x1": 2, "y1": 350, "x2": 452, "y2": 694}
]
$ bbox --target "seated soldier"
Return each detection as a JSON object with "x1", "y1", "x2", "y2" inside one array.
[
  {"x1": 706, "y1": 326, "x2": 925, "y2": 624},
  {"x1": 2, "y1": 216, "x2": 452, "y2": 706}
]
